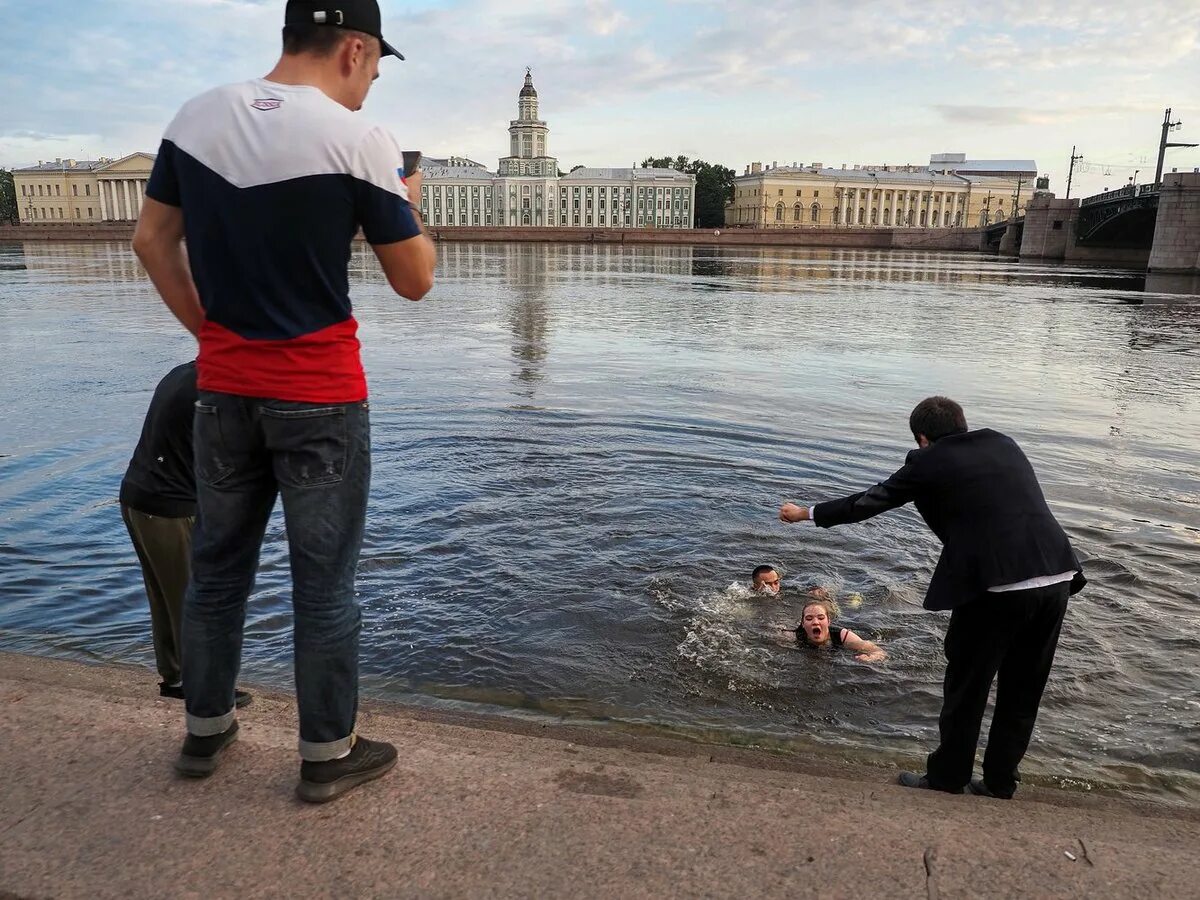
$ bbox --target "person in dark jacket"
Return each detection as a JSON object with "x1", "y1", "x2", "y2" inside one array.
[
  {"x1": 121, "y1": 361, "x2": 250, "y2": 708},
  {"x1": 778, "y1": 396, "x2": 1084, "y2": 799}
]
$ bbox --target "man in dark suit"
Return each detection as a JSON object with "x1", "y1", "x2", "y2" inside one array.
[
  {"x1": 779, "y1": 396, "x2": 1085, "y2": 798},
  {"x1": 121, "y1": 361, "x2": 251, "y2": 709}
]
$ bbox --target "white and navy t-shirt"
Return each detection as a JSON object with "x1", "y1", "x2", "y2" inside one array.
[{"x1": 146, "y1": 79, "x2": 422, "y2": 403}]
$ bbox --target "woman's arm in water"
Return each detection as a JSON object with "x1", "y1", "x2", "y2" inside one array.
[
  {"x1": 841, "y1": 629, "x2": 886, "y2": 663},
  {"x1": 773, "y1": 624, "x2": 800, "y2": 647}
]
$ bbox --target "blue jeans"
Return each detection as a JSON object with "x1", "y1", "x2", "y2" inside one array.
[{"x1": 182, "y1": 391, "x2": 370, "y2": 761}]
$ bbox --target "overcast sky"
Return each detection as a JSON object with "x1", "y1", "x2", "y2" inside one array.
[{"x1": 3, "y1": 0, "x2": 1198, "y2": 197}]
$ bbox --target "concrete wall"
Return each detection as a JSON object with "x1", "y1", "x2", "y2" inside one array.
[
  {"x1": 0, "y1": 223, "x2": 134, "y2": 240},
  {"x1": 427, "y1": 225, "x2": 987, "y2": 251},
  {"x1": 1148, "y1": 172, "x2": 1200, "y2": 275},
  {"x1": 998, "y1": 222, "x2": 1021, "y2": 256},
  {"x1": 1020, "y1": 194, "x2": 1079, "y2": 261},
  {"x1": 1062, "y1": 243, "x2": 1151, "y2": 268},
  {"x1": 0, "y1": 222, "x2": 989, "y2": 254}
]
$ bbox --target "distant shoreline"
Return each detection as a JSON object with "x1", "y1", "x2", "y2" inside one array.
[{"x1": 0, "y1": 221, "x2": 991, "y2": 252}]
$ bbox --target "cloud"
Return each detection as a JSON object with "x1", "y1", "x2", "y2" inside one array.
[
  {"x1": 585, "y1": 0, "x2": 629, "y2": 36},
  {"x1": 931, "y1": 104, "x2": 1144, "y2": 127},
  {"x1": 1, "y1": 0, "x2": 1196, "y2": 196}
]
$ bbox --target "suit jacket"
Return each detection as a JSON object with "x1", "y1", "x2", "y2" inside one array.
[{"x1": 813, "y1": 428, "x2": 1086, "y2": 611}]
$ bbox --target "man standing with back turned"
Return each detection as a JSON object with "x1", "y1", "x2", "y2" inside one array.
[
  {"x1": 779, "y1": 397, "x2": 1085, "y2": 799},
  {"x1": 133, "y1": 0, "x2": 436, "y2": 803}
]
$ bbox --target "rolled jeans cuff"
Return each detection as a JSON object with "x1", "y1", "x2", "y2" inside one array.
[
  {"x1": 299, "y1": 733, "x2": 354, "y2": 762},
  {"x1": 186, "y1": 708, "x2": 236, "y2": 737}
]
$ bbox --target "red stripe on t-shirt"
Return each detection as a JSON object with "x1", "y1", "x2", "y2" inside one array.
[{"x1": 197, "y1": 318, "x2": 367, "y2": 403}]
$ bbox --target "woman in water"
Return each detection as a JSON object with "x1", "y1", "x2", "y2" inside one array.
[{"x1": 794, "y1": 598, "x2": 886, "y2": 663}]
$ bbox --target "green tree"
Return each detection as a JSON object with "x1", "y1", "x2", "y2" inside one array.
[
  {"x1": 640, "y1": 155, "x2": 735, "y2": 228},
  {"x1": 569, "y1": 164, "x2": 585, "y2": 173},
  {"x1": 0, "y1": 170, "x2": 17, "y2": 225}
]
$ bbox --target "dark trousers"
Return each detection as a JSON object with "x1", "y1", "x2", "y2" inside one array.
[
  {"x1": 121, "y1": 505, "x2": 194, "y2": 686},
  {"x1": 926, "y1": 582, "x2": 1069, "y2": 796},
  {"x1": 182, "y1": 391, "x2": 371, "y2": 762}
]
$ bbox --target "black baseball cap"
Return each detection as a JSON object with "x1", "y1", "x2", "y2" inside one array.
[{"x1": 284, "y1": 1, "x2": 404, "y2": 60}]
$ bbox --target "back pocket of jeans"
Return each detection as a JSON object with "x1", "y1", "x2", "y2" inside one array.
[
  {"x1": 194, "y1": 402, "x2": 235, "y2": 487},
  {"x1": 261, "y1": 405, "x2": 347, "y2": 488}
]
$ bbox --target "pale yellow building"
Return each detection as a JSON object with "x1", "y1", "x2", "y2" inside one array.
[
  {"x1": 14, "y1": 152, "x2": 156, "y2": 223},
  {"x1": 726, "y1": 155, "x2": 1036, "y2": 229}
]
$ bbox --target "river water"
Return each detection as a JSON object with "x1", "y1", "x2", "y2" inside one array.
[{"x1": 1, "y1": 240, "x2": 1198, "y2": 802}]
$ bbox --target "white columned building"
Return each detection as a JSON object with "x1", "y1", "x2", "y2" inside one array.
[
  {"x1": 419, "y1": 71, "x2": 695, "y2": 230},
  {"x1": 94, "y1": 152, "x2": 156, "y2": 221}
]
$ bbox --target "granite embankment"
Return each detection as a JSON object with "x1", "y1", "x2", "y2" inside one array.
[
  {"x1": 0, "y1": 222, "x2": 989, "y2": 251},
  {"x1": 1, "y1": 652, "x2": 1197, "y2": 899}
]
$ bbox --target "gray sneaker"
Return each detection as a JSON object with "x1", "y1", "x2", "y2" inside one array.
[
  {"x1": 296, "y1": 736, "x2": 398, "y2": 803},
  {"x1": 968, "y1": 777, "x2": 1013, "y2": 799}
]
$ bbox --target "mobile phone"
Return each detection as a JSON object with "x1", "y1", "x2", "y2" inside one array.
[{"x1": 402, "y1": 150, "x2": 422, "y2": 178}]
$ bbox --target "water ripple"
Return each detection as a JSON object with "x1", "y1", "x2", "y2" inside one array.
[{"x1": 2, "y1": 240, "x2": 1199, "y2": 801}]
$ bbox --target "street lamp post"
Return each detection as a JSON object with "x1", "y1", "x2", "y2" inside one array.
[
  {"x1": 1154, "y1": 108, "x2": 1198, "y2": 184},
  {"x1": 1065, "y1": 146, "x2": 1084, "y2": 200}
]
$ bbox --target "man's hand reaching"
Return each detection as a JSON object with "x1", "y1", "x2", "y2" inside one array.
[{"x1": 779, "y1": 503, "x2": 810, "y2": 524}]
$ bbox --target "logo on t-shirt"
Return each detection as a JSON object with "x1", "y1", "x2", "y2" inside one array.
[{"x1": 251, "y1": 98, "x2": 283, "y2": 111}]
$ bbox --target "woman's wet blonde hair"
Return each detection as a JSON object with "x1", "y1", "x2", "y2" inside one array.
[{"x1": 801, "y1": 598, "x2": 837, "y2": 621}]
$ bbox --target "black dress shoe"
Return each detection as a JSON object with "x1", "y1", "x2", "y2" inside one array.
[
  {"x1": 159, "y1": 683, "x2": 253, "y2": 708},
  {"x1": 897, "y1": 771, "x2": 964, "y2": 794},
  {"x1": 175, "y1": 721, "x2": 239, "y2": 778},
  {"x1": 968, "y1": 777, "x2": 1013, "y2": 799}
]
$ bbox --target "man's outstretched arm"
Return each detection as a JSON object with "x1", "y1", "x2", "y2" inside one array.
[
  {"x1": 780, "y1": 459, "x2": 923, "y2": 528},
  {"x1": 132, "y1": 198, "x2": 203, "y2": 337}
]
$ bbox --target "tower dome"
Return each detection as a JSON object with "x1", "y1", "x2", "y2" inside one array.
[{"x1": 520, "y1": 68, "x2": 537, "y2": 98}]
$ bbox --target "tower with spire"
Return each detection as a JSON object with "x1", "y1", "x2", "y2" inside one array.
[
  {"x1": 498, "y1": 69, "x2": 557, "y2": 178},
  {"x1": 415, "y1": 69, "x2": 695, "y2": 230}
]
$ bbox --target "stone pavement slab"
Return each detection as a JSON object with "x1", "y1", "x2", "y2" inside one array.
[{"x1": 1, "y1": 652, "x2": 1196, "y2": 899}]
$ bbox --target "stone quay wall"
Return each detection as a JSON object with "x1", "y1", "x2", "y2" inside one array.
[
  {"x1": 1, "y1": 222, "x2": 989, "y2": 253},
  {"x1": 0, "y1": 223, "x2": 136, "y2": 241},
  {"x1": 1148, "y1": 172, "x2": 1200, "y2": 275},
  {"x1": 1020, "y1": 195, "x2": 1079, "y2": 261},
  {"x1": 427, "y1": 225, "x2": 989, "y2": 251}
]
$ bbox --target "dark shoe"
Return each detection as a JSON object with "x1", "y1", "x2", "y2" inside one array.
[
  {"x1": 296, "y1": 736, "x2": 398, "y2": 804},
  {"x1": 897, "y1": 771, "x2": 964, "y2": 794},
  {"x1": 968, "y1": 777, "x2": 1013, "y2": 799},
  {"x1": 175, "y1": 721, "x2": 239, "y2": 778},
  {"x1": 159, "y1": 682, "x2": 184, "y2": 700},
  {"x1": 159, "y1": 683, "x2": 252, "y2": 708}
]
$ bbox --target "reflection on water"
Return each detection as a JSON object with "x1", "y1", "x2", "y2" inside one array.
[{"x1": 1, "y1": 240, "x2": 1199, "y2": 803}]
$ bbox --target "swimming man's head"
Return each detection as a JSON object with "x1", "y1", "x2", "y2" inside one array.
[{"x1": 751, "y1": 565, "x2": 781, "y2": 596}]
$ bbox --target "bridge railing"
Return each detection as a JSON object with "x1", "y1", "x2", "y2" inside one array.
[{"x1": 1081, "y1": 183, "x2": 1162, "y2": 206}]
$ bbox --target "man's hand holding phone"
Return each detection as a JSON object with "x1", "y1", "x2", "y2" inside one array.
[
  {"x1": 405, "y1": 169, "x2": 423, "y2": 203},
  {"x1": 401, "y1": 150, "x2": 423, "y2": 223}
]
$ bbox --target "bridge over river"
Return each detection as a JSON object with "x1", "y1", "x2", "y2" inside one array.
[{"x1": 984, "y1": 171, "x2": 1200, "y2": 292}]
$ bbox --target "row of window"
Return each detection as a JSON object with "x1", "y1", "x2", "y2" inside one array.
[
  {"x1": 19, "y1": 182, "x2": 97, "y2": 197},
  {"x1": 762, "y1": 203, "x2": 967, "y2": 227},
  {"x1": 739, "y1": 186, "x2": 970, "y2": 203},
  {"x1": 24, "y1": 207, "x2": 98, "y2": 219},
  {"x1": 427, "y1": 197, "x2": 688, "y2": 212},
  {"x1": 737, "y1": 188, "x2": 822, "y2": 199},
  {"x1": 422, "y1": 185, "x2": 689, "y2": 198},
  {"x1": 423, "y1": 209, "x2": 688, "y2": 228}
]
